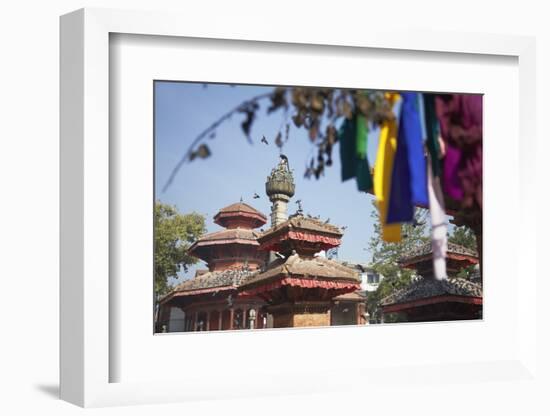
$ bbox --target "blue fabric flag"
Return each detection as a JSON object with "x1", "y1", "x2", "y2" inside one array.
[{"x1": 386, "y1": 92, "x2": 429, "y2": 224}]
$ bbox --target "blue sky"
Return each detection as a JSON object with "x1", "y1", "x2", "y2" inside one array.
[{"x1": 154, "y1": 82, "x2": 389, "y2": 280}]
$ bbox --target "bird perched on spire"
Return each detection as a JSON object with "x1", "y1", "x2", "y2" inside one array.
[{"x1": 261, "y1": 135, "x2": 269, "y2": 145}]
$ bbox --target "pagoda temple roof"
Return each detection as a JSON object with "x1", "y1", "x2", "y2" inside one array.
[
  {"x1": 161, "y1": 268, "x2": 259, "y2": 302},
  {"x1": 380, "y1": 277, "x2": 482, "y2": 309},
  {"x1": 213, "y1": 202, "x2": 267, "y2": 228},
  {"x1": 400, "y1": 242, "x2": 478, "y2": 267},
  {"x1": 218, "y1": 202, "x2": 263, "y2": 215},
  {"x1": 190, "y1": 228, "x2": 261, "y2": 248},
  {"x1": 257, "y1": 215, "x2": 344, "y2": 253},
  {"x1": 241, "y1": 253, "x2": 360, "y2": 288},
  {"x1": 263, "y1": 215, "x2": 343, "y2": 237},
  {"x1": 333, "y1": 291, "x2": 367, "y2": 302}
]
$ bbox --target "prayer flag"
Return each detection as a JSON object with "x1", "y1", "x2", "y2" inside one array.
[
  {"x1": 427, "y1": 157, "x2": 448, "y2": 280},
  {"x1": 422, "y1": 93, "x2": 442, "y2": 177},
  {"x1": 373, "y1": 93, "x2": 401, "y2": 242},
  {"x1": 338, "y1": 113, "x2": 373, "y2": 192},
  {"x1": 386, "y1": 92, "x2": 429, "y2": 224}
]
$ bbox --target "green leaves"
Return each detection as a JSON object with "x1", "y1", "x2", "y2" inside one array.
[
  {"x1": 154, "y1": 202, "x2": 206, "y2": 297},
  {"x1": 448, "y1": 225, "x2": 477, "y2": 251},
  {"x1": 448, "y1": 225, "x2": 478, "y2": 279}
]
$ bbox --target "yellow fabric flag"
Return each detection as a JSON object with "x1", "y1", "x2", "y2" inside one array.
[{"x1": 374, "y1": 93, "x2": 401, "y2": 242}]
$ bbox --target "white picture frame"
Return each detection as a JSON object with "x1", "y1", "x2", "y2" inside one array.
[{"x1": 60, "y1": 7, "x2": 539, "y2": 408}]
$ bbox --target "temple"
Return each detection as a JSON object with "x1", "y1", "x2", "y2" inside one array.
[
  {"x1": 380, "y1": 242, "x2": 482, "y2": 322},
  {"x1": 157, "y1": 201, "x2": 270, "y2": 331},
  {"x1": 157, "y1": 156, "x2": 365, "y2": 332}
]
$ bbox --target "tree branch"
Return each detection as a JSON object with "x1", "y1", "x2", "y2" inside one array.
[{"x1": 161, "y1": 91, "x2": 273, "y2": 193}]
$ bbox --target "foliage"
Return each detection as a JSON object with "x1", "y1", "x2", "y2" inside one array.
[
  {"x1": 366, "y1": 200, "x2": 429, "y2": 322},
  {"x1": 154, "y1": 202, "x2": 206, "y2": 297},
  {"x1": 448, "y1": 225, "x2": 478, "y2": 279},
  {"x1": 448, "y1": 225, "x2": 477, "y2": 251},
  {"x1": 163, "y1": 86, "x2": 397, "y2": 191}
]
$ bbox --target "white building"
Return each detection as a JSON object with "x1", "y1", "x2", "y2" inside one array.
[{"x1": 339, "y1": 262, "x2": 384, "y2": 292}]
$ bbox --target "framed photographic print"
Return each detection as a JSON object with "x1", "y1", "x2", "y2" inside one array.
[{"x1": 60, "y1": 7, "x2": 539, "y2": 409}]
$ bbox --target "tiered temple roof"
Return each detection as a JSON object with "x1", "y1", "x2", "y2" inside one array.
[
  {"x1": 241, "y1": 253, "x2": 360, "y2": 295},
  {"x1": 186, "y1": 202, "x2": 268, "y2": 272},
  {"x1": 257, "y1": 215, "x2": 344, "y2": 257},
  {"x1": 239, "y1": 212, "x2": 360, "y2": 307},
  {"x1": 162, "y1": 268, "x2": 258, "y2": 301},
  {"x1": 213, "y1": 202, "x2": 267, "y2": 229},
  {"x1": 380, "y1": 277, "x2": 482, "y2": 313},
  {"x1": 380, "y1": 241, "x2": 482, "y2": 321},
  {"x1": 189, "y1": 228, "x2": 262, "y2": 250},
  {"x1": 400, "y1": 241, "x2": 478, "y2": 274}
]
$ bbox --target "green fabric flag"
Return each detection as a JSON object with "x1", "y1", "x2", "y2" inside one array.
[
  {"x1": 355, "y1": 114, "x2": 372, "y2": 191},
  {"x1": 356, "y1": 114, "x2": 368, "y2": 159},
  {"x1": 339, "y1": 116, "x2": 357, "y2": 181},
  {"x1": 355, "y1": 158, "x2": 373, "y2": 192},
  {"x1": 422, "y1": 93, "x2": 441, "y2": 177},
  {"x1": 338, "y1": 113, "x2": 373, "y2": 191}
]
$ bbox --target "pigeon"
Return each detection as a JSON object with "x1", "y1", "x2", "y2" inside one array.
[
  {"x1": 261, "y1": 136, "x2": 269, "y2": 145},
  {"x1": 324, "y1": 218, "x2": 330, "y2": 224},
  {"x1": 253, "y1": 192, "x2": 260, "y2": 199},
  {"x1": 341, "y1": 226, "x2": 348, "y2": 231}
]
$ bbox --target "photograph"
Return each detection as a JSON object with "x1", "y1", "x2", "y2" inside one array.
[
  {"x1": 2, "y1": 0, "x2": 545, "y2": 412},
  {"x1": 153, "y1": 82, "x2": 483, "y2": 333}
]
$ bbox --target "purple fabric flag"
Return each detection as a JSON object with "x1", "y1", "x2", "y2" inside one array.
[
  {"x1": 435, "y1": 94, "x2": 483, "y2": 208},
  {"x1": 442, "y1": 142, "x2": 464, "y2": 200}
]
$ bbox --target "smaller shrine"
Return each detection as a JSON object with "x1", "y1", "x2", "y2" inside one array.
[
  {"x1": 158, "y1": 202, "x2": 269, "y2": 331},
  {"x1": 190, "y1": 202, "x2": 268, "y2": 272},
  {"x1": 380, "y1": 242, "x2": 482, "y2": 322}
]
